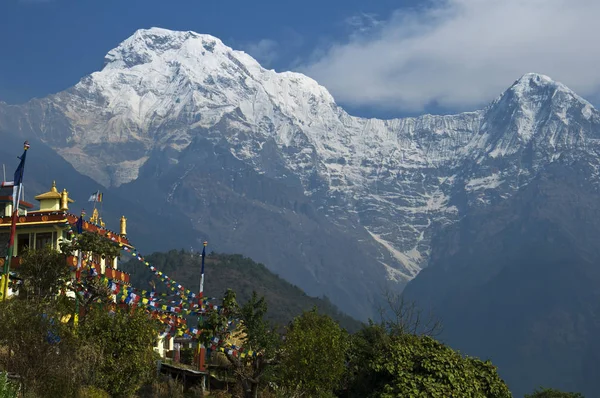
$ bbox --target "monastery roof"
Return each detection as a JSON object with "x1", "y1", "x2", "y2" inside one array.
[{"x1": 34, "y1": 181, "x2": 63, "y2": 200}]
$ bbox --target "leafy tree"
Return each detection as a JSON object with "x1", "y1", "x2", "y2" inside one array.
[
  {"x1": 0, "y1": 298, "x2": 89, "y2": 397},
  {"x1": 59, "y1": 231, "x2": 121, "y2": 261},
  {"x1": 344, "y1": 322, "x2": 392, "y2": 397},
  {"x1": 17, "y1": 245, "x2": 71, "y2": 301},
  {"x1": 344, "y1": 290, "x2": 511, "y2": 398},
  {"x1": 199, "y1": 288, "x2": 240, "y2": 349},
  {"x1": 525, "y1": 387, "x2": 585, "y2": 398},
  {"x1": 278, "y1": 308, "x2": 348, "y2": 397},
  {"x1": 59, "y1": 232, "x2": 121, "y2": 317},
  {"x1": 347, "y1": 332, "x2": 512, "y2": 398},
  {"x1": 200, "y1": 290, "x2": 280, "y2": 398},
  {"x1": 77, "y1": 305, "x2": 160, "y2": 397},
  {"x1": 0, "y1": 231, "x2": 160, "y2": 398}
]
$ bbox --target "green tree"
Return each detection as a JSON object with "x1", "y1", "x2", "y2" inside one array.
[
  {"x1": 344, "y1": 322, "x2": 392, "y2": 397},
  {"x1": 278, "y1": 308, "x2": 348, "y2": 397},
  {"x1": 77, "y1": 305, "x2": 160, "y2": 397},
  {"x1": 344, "y1": 290, "x2": 511, "y2": 398},
  {"x1": 17, "y1": 245, "x2": 71, "y2": 301},
  {"x1": 59, "y1": 232, "x2": 121, "y2": 317},
  {"x1": 200, "y1": 290, "x2": 280, "y2": 398},
  {"x1": 525, "y1": 387, "x2": 585, "y2": 398},
  {"x1": 235, "y1": 291, "x2": 281, "y2": 398},
  {"x1": 59, "y1": 231, "x2": 121, "y2": 261},
  {"x1": 349, "y1": 332, "x2": 512, "y2": 398},
  {"x1": 0, "y1": 298, "x2": 90, "y2": 397}
]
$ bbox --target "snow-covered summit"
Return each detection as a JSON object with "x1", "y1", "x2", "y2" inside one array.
[
  {"x1": 497, "y1": 72, "x2": 593, "y2": 109},
  {"x1": 78, "y1": 27, "x2": 338, "y2": 160}
]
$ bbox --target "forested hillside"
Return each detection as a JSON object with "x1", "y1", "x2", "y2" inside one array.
[{"x1": 120, "y1": 250, "x2": 362, "y2": 332}]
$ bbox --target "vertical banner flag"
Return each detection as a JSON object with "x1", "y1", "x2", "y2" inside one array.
[{"x1": 3, "y1": 141, "x2": 29, "y2": 301}]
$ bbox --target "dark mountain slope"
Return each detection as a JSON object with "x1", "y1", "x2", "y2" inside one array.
[{"x1": 403, "y1": 160, "x2": 600, "y2": 397}]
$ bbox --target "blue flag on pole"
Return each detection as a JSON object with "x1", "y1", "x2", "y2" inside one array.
[{"x1": 12, "y1": 142, "x2": 29, "y2": 209}]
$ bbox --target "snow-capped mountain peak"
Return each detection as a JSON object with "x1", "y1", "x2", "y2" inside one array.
[
  {"x1": 104, "y1": 27, "x2": 229, "y2": 69},
  {"x1": 492, "y1": 72, "x2": 594, "y2": 119},
  {"x1": 83, "y1": 27, "x2": 338, "y2": 166}
]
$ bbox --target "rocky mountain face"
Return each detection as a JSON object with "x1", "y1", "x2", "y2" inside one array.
[
  {"x1": 403, "y1": 162, "x2": 600, "y2": 397},
  {"x1": 1, "y1": 27, "x2": 600, "y2": 319}
]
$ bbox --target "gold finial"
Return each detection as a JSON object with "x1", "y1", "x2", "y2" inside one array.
[
  {"x1": 99, "y1": 218, "x2": 105, "y2": 228},
  {"x1": 51, "y1": 181, "x2": 58, "y2": 193},
  {"x1": 60, "y1": 189, "x2": 69, "y2": 211},
  {"x1": 120, "y1": 215, "x2": 127, "y2": 236},
  {"x1": 90, "y1": 208, "x2": 99, "y2": 224}
]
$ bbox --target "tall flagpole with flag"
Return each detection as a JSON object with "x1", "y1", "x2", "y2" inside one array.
[
  {"x1": 197, "y1": 241, "x2": 208, "y2": 372},
  {"x1": 2, "y1": 141, "x2": 30, "y2": 301}
]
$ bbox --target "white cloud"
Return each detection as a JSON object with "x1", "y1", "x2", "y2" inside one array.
[
  {"x1": 300, "y1": 0, "x2": 600, "y2": 113},
  {"x1": 241, "y1": 39, "x2": 279, "y2": 67}
]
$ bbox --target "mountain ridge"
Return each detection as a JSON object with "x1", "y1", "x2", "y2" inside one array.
[{"x1": 2, "y1": 27, "x2": 600, "y2": 318}]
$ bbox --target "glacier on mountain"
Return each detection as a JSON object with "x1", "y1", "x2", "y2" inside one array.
[{"x1": 3, "y1": 28, "x2": 600, "y2": 282}]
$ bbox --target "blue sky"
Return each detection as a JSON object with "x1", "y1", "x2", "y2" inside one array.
[{"x1": 1, "y1": 0, "x2": 599, "y2": 118}]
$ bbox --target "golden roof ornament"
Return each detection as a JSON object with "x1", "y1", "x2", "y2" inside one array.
[
  {"x1": 60, "y1": 188, "x2": 74, "y2": 211},
  {"x1": 90, "y1": 208, "x2": 99, "y2": 224},
  {"x1": 120, "y1": 215, "x2": 127, "y2": 236}
]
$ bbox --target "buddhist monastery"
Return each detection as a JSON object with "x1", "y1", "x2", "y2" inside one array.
[
  {"x1": 1, "y1": 169, "x2": 206, "y2": 370},
  {"x1": 0, "y1": 181, "x2": 131, "y2": 298}
]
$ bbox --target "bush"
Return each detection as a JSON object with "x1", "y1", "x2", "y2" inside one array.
[
  {"x1": 181, "y1": 347, "x2": 194, "y2": 365},
  {"x1": 0, "y1": 372, "x2": 19, "y2": 398},
  {"x1": 77, "y1": 386, "x2": 111, "y2": 398}
]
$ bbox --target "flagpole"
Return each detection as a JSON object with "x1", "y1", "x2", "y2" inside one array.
[
  {"x1": 2, "y1": 141, "x2": 30, "y2": 301},
  {"x1": 197, "y1": 241, "x2": 207, "y2": 372},
  {"x1": 74, "y1": 210, "x2": 84, "y2": 324},
  {"x1": 199, "y1": 241, "x2": 207, "y2": 300}
]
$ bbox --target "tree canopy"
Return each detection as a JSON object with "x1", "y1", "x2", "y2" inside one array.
[
  {"x1": 525, "y1": 387, "x2": 585, "y2": 398},
  {"x1": 278, "y1": 308, "x2": 348, "y2": 397}
]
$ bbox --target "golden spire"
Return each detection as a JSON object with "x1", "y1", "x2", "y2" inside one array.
[{"x1": 120, "y1": 215, "x2": 127, "y2": 236}]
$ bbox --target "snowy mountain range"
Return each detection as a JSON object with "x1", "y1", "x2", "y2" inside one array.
[{"x1": 2, "y1": 27, "x2": 600, "y2": 318}]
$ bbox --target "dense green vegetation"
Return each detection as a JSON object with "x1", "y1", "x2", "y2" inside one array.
[
  {"x1": 524, "y1": 388, "x2": 585, "y2": 398},
  {"x1": 0, "y1": 234, "x2": 160, "y2": 397},
  {"x1": 120, "y1": 250, "x2": 362, "y2": 332},
  {"x1": 0, "y1": 240, "x2": 586, "y2": 397}
]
